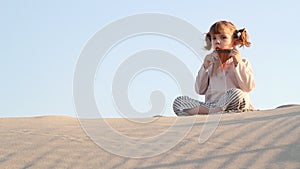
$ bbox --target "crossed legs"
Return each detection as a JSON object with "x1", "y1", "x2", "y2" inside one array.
[{"x1": 185, "y1": 106, "x2": 222, "y2": 115}]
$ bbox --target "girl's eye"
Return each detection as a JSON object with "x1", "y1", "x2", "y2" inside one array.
[
  {"x1": 212, "y1": 37, "x2": 216, "y2": 40},
  {"x1": 222, "y1": 36, "x2": 227, "y2": 39}
]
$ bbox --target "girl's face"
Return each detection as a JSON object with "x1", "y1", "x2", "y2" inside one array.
[{"x1": 211, "y1": 28, "x2": 235, "y2": 50}]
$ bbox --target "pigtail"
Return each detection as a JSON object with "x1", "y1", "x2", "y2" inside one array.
[
  {"x1": 234, "y1": 28, "x2": 251, "y2": 47},
  {"x1": 204, "y1": 33, "x2": 212, "y2": 50}
]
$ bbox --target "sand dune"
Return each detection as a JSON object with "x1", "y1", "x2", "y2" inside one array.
[{"x1": 1, "y1": 106, "x2": 300, "y2": 169}]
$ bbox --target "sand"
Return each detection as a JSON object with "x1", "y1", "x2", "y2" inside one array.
[{"x1": 1, "y1": 105, "x2": 300, "y2": 169}]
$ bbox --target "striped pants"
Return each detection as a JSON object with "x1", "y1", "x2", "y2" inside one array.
[{"x1": 173, "y1": 88, "x2": 248, "y2": 116}]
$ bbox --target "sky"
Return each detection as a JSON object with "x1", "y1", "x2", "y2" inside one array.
[{"x1": 1, "y1": 0, "x2": 300, "y2": 118}]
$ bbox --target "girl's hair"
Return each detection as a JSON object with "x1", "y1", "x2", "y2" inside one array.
[{"x1": 204, "y1": 21, "x2": 251, "y2": 50}]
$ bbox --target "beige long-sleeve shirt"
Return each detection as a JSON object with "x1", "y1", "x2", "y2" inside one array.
[{"x1": 195, "y1": 57, "x2": 255, "y2": 109}]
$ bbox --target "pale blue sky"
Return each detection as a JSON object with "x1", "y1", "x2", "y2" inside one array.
[{"x1": 1, "y1": 0, "x2": 299, "y2": 117}]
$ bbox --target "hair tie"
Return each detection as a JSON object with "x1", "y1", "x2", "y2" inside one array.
[
  {"x1": 238, "y1": 28, "x2": 245, "y2": 32},
  {"x1": 233, "y1": 30, "x2": 239, "y2": 38},
  {"x1": 235, "y1": 28, "x2": 245, "y2": 38}
]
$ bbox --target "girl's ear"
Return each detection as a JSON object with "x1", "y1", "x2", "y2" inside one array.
[
  {"x1": 232, "y1": 30, "x2": 239, "y2": 47},
  {"x1": 204, "y1": 33, "x2": 212, "y2": 50},
  {"x1": 233, "y1": 39, "x2": 239, "y2": 47}
]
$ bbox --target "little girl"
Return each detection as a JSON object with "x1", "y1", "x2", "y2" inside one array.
[{"x1": 173, "y1": 20, "x2": 255, "y2": 115}]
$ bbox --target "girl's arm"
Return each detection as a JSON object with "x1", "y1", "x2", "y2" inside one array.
[
  {"x1": 195, "y1": 65, "x2": 209, "y2": 94},
  {"x1": 234, "y1": 58, "x2": 255, "y2": 92}
]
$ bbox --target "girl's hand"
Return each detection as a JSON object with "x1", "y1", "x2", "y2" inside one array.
[
  {"x1": 230, "y1": 47, "x2": 242, "y2": 66},
  {"x1": 203, "y1": 51, "x2": 218, "y2": 69}
]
